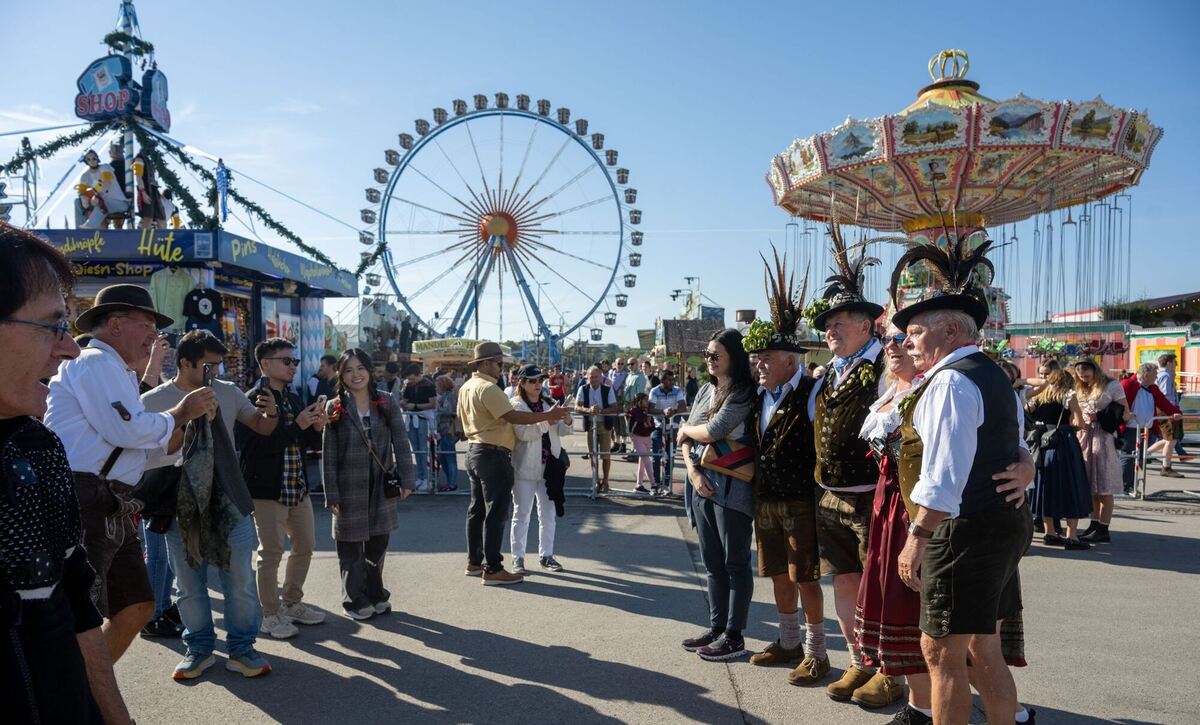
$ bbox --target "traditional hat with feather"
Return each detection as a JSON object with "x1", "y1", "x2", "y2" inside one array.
[
  {"x1": 811, "y1": 224, "x2": 884, "y2": 332},
  {"x1": 743, "y1": 245, "x2": 809, "y2": 354},
  {"x1": 889, "y1": 227, "x2": 995, "y2": 331}
]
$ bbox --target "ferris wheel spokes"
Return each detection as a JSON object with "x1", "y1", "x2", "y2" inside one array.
[
  {"x1": 388, "y1": 194, "x2": 474, "y2": 224},
  {"x1": 521, "y1": 238, "x2": 611, "y2": 270},
  {"x1": 431, "y1": 136, "x2": 493, "y2": 216}
]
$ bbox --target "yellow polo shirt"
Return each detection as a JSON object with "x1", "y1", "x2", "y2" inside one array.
[{"x1": 456, "y1": 371, "x2": 516, "y2": 450}]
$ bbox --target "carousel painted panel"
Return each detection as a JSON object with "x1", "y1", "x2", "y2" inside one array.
[
  {"x1": 785, "y1": 137, "x2": 823, "y2": 186},
  {"x1": 821, "y1": 118, "x2": 886, "y2": 171},
  {"x1": 766, "y1": 158, "x2": 789, "y2": 205},
  {"x1": 892, "y1": 104, "x2": 971, "y2": 155},
  {"x1": 1059, "y1": 99, "x2": 1126, "y2": 153},
  {"x1": 977, "y1": 96, "x2": 1059, "y2": 148},
  {"x1": 1119, "y1": 113, "x2": 1160, "y2": 167}
]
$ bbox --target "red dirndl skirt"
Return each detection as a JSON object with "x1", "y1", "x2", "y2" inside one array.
[{"x1": 854, "y1": 456, "x2": 1027, "y2": 675}]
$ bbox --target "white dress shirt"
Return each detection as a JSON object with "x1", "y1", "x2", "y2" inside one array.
[
  {"x1": 45, "y1": 339, "x2": 175, "y2": 486},
  {"x1": 909, "y1": 345, "x2": 1027, "y2": 518},
  {"x1": 759, "y1": 365, "x2": 806, "y2": 435}
]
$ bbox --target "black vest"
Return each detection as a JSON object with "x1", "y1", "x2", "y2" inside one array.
[
  {"x1": 751, "y1": 377, "x2": 817, "y2": 502},
  {"x1": 813, "y1": 355, "x2": 885, "y2": 489},
  {"x1": 899, "y1": 351, "x2": 1020, "y2": 517}
]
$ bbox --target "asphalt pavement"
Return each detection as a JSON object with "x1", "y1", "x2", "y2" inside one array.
[{"x1": 115, "y1": 436, "x2": 1200, "y2": 724}]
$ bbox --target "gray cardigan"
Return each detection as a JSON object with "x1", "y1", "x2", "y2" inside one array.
[
  {"x1": 684, "y1": 382, "x2": 755, "y2": 525},
  {"x1": 322, "y1": 395, "x2": 416, "y2": 542}
]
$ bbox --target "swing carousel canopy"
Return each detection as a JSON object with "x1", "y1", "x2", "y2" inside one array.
[{"x1": 766, "y1": 49, "x2": 1163, "y2": 233}]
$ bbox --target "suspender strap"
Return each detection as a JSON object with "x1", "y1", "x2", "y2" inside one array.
[{"x1": 98, "y1": 447, "x2": 124, "y2": 481}]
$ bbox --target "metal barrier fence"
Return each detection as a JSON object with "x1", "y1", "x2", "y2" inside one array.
[
  {"x1": 307, "y1": 409, "x2": 688, "y2": 499},
  {"x1": 1132, "y1": 414, "x2": 1199, "y2": 500}
]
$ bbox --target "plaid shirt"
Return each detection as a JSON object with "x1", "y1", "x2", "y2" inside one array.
[{"x1": 278, "y1": 397, "x2": 307, "y2": 507}]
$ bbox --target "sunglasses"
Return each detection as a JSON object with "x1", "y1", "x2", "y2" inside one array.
[
  {"x1": 702, "y1": 351, "x2": 721, "y2": 361},
  {"x1": 882, "y1": 333, "x2": 907, "y2": 345},
  {"x1": 266, "y1": 357, "x2": 301, "y2": 366}
]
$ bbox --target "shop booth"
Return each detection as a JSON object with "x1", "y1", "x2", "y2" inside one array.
[{"x1": 44, "y1": 227, "x2": 357, "y2": 389}]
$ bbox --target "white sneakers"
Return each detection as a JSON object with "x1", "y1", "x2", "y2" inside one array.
[
  {"x1": 259, "y1": 614, "x2": 299, "y2": 639},
  {"x1": 260, "y1": 601, "x2": 326, "y2": 639},
  {"x1": 280, "y1": 601, "x2": 326, "y2": 625},
  {"x1": 347, "y1": 606, "x2": 374, "y2": 621}
]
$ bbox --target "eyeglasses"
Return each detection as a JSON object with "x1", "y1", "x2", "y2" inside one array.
[
  {"x1": 0, "y1": 318, "x2": 73, "y2": 341},
  {"x1": 702, "y1": 351, "x2": 721, "y2": 361},
  {"x1": 265, "y1": 357, "x2": 301, "y2": 366},
  {"x1": 882, "y1": 333, "x2": 907, "y2": 346}
]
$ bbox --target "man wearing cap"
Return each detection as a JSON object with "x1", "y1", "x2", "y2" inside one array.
[
  {"x1": 806, "y1": 226, "x2": 890, "y2": 699},
  {"x1": 45, "y1": 283, "x2": 216, "y2": 662},
  {"x1": 891, "y1": 234, "x2": 1036, "y2": 725},
  {"x1": 742, "y1": 249, "x2": 831, "y2": 688},
  {"x1": 458, "y1": 342, "x2": 571, "y2": 585}
]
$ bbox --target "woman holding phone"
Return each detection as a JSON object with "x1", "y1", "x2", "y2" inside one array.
[{"x1": 321, "y1": 349, "x2": 416, "y2": 620}]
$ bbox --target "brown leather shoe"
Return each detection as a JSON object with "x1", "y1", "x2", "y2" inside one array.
[
  {"x1": 464, "y1": 563, "x2": 484, "y2": 577},
  {"x1": 481, "y1": 568, "x2": 524, "y2": 586},
  {"x1": 750, "y1": 640, "x2": 804, "y2": 667},
  {"x1": 826, "y1": 664, "x2": 874, "y2": 701},
  {"x1": 786, "y1": 654, "x2": 831, "y2": 686},
  {"x1": 851, "y1": 671, "x2": 904, "y2": 708}
]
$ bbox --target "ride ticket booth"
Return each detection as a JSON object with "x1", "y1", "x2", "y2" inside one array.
[{"x1": 42, "y1": 227, "x2": 357, "y2": 388}]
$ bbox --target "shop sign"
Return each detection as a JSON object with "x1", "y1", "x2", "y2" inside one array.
[
  {"x1": 71, "y1": 261, "x2": 159, "y2": 278},
  {"x1": 220, "y1": 234, "x2": 356, "y2": 296},
  {"x1": 43, "y1": 228, "x2": 198, "y2": 263},
  {"x1": 74, "y1": 56, "x2": 170, "y2": 132}
]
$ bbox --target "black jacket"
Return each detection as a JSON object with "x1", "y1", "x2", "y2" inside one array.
[{"x1": 235, "y1": 383, "x2": 321, "y2": 501}]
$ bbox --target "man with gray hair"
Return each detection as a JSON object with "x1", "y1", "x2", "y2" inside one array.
[
  {"x1": 46, "y1": 284, "x2": 216, "y2": 663},
  {"x1": 891, "y1": 235, "x2": 1036, "y2": 725},
  {"x1": 1119, "y1": 361, "x2": 1182, "y2": 493}
]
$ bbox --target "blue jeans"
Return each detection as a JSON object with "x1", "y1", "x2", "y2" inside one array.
[
  {"x1": 164, "y1": 514, "x2": 261, "y2": 658},
  {"x1": 142, "y1": 520, "x2": 175, "y2": 619},
  {"x1": 408, "y1": 417, "x2": 431, "y2": 482},
  {"x1": 651, "y1": 425, "x2": 676, "y2": 487},
  {"x1": 438, "y1": 435, "x2": 459, "y2": 487}
]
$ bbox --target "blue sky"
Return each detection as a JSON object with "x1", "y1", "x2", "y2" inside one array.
[{"x1": 4, "y1": 0, "x2": 1198, "y2": 347}]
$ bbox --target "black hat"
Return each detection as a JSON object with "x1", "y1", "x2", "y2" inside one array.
[
  {"x1": 73, "y1": 283, "x2": 173, "y2": 333},
  {"x1": 889, "y1": 229, "x2": 994, "y2": 331},
  {"x1": 744, "y1": 245, "x2": 809, "y2": 354},
  {"x1": 812, "y1": 224, "x2": 884, "y2": 332},
  {"x1": 517, "y1": 364, "x2": 546, "y2": 380}
]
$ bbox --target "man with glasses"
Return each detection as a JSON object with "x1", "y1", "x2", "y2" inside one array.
[
  {"x1": 238, "y1": 338, "x2": 327, "y2": 639},
  {"x1": 1, "y1": 228, "x2": 136, "y2": 723},
  {"x1": 46, "y1": 284, "x2": 217, "y2": 664}
]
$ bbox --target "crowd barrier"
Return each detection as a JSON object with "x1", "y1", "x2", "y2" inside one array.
[
  {"x1": 307, "y1": 408, "x2": 689, "y2": 499},
  {"x1": 1131, "y1": 414, "x2": 1200, "y2": 499}
]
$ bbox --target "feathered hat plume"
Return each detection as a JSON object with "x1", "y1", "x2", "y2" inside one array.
[
  {"x1": 889, "y1": 225, "x2": 996, "y2": 330},
  {"x1": 810, "y1": 224, "x2": 885, "y2": 331},
  {"x1": 743, "y1": 244, "x2": 809, "y2": 353}
]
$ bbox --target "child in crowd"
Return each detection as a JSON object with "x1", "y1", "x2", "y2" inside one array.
[{"x1": 628, "y1": 392, "x2": 657, "y2": 494}]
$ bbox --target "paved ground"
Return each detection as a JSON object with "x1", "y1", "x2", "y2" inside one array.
[{"x1": 116, "y1": 436, "x2": 1200, "y2": 724}]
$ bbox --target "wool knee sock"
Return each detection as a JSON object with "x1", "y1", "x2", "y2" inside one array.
[
  {"x1": 779, "y1": 610, "x2": 802, "y2": 649},
  {"x1": 804, "y1": 620, "x2": 827, "y2": 659}
]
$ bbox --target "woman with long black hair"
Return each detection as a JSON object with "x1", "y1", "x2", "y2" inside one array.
[
  {"x1": 676, "y1": 328, "x2": 757, "y2": 661},
  {"x1": 322, "y1": 349, "x2": 416, "y2": 620}
]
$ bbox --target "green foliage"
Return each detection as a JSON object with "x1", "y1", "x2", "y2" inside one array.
[
  {"x1": 355, "y1": 243, "x2": 386, "y2": 278},
  {"x1": 2, "y1": 123, "x2": 110, "y2": 175},
  {"x1": 742, "y1": 318, "x2": 775, "y2": 352},
  {"x1": 130, "y1": 125, "x2": 217, "y2": 229},
  {"x1": 803, "y1": 297, "x2": 831, "y2": 329},
  {"x1": 103, "y1": 31, "x2": 155, "y2": 56}
]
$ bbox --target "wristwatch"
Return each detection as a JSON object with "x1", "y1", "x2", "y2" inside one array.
[{"x1": 908, "y1": 522, "x2": 935, "y2": 539}]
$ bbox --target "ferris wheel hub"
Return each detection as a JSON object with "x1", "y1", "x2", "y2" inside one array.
[{"x1": 481, "y1": 212, "x2": 517, "y2": 246}]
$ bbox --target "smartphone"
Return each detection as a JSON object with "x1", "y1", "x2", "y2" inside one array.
[
  {"x1": 163, "y1": 331, "x2": 180, "y2": 347},
  {"x1": 316, "y1": 394, "x2": 327, "y2": 411},
  {"x1": 202, "y1": 363, "x2": 214, "y2": 387}
]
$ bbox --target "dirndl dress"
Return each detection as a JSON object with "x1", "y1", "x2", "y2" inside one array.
[
  {"x1": 1031, "y1": 424, "x2": 1094, "y2": 519},
  {"x1": 855, "y1": 387, "x2": 1027, "y2": 675}
]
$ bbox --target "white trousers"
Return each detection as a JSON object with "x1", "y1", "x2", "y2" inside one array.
[{"x1": 510, "y1": 476, "x2": 555, "y2": 559}]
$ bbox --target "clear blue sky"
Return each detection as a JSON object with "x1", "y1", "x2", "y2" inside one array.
[{"x1": 5, "y1": 0, "x2": 1198, "y2": 346}]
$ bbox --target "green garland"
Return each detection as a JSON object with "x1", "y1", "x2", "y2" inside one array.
[
  {"x1": 2, "y1": 123, "x2": 110, "y2": 175},
  {"x1": 135, "y1": 126, "x2": 346, "y2": 273},
  {"x1": 103, "y1": 31, "x2": 155, "y2": 56},
  {"x1": 354, "y1": 243, "x2": 386, "y2": 278},
  {"x1": 803, "y1": 298, "x2": 831, "y2": 330},
  {"x1": 742, "y1": 318, "x2": 774, "y2": 353},
  {"x1": 128, "y1": 124, "x2": 216, "y2": 229}
]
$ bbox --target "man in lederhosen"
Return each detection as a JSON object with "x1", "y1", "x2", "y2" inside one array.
[
  {"x1": 892, "y1": 233, "x2": 1037, "y2": 725},
  {"x1": 807, "y1": 226, "x2": 895, "y2": 703}
]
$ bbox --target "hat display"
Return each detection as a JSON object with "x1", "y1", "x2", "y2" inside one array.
[
  {"x1": 811, "y1": 224, "x2": 884, "y2": 332},
  {"x1": 743, "y1": 245, "x2": 809, "y2": 354},
  {"x1": 468, "y1": 341, "x2": 506, "y2": 363},
  {"x1": 889, "y1": 228, "x2": 995, "y2": 331},
  {"x1": 517, "y1": 364, "x2": 546, "y2": 380},
  {"x1": 73, "y1": 283, "x2": 174, "y2": 333}
]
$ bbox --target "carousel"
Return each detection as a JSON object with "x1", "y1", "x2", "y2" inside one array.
[{"x1": 766, "y1": 49, "x2": 1163, "y2": 371}]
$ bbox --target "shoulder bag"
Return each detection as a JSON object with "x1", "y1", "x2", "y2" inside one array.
[
  {"x1": 700, "y1": 438, "x2": 756, "y2": 483},
  {"x1": 351, "y1": 409, "x2": 404, "y2": 499}
]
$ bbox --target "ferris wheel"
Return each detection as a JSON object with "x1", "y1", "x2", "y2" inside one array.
[{"x1": 358, "y1": 93, "x2": 643, "y2": 360}]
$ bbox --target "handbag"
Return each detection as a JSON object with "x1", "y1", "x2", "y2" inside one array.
[
  {"x1": 1097, "y1": 400, "x2": 1124, "y2": 434},
  {"x1": 352, "y1": 411, "x2": 405, "y2": 499},
  {"x1": 699, "y1": 438, "x2": 756, "y2": 483}
]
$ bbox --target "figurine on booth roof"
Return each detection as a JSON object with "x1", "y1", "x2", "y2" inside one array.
[
  {"x1": 160, "y1": 188, "x2": 183, "y2": 228},
  {"x1": 75, "y1": 148, "x2": 130, "y2": 229},
  {"x1": 131, "y1": 149, "x2": 168, "y2": 230}
]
